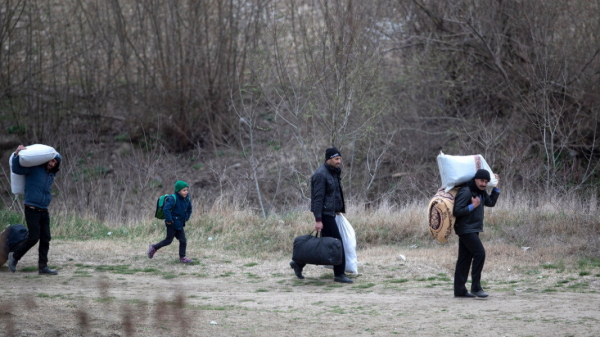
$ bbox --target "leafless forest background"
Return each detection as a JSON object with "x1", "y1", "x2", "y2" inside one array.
[{"x1": 1, "y1": 0, "x2": 599, "y2": 223}]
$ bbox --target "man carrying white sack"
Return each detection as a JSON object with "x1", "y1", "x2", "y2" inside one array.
[
  {"x1": 453, "y1": 169, "x2": 500, "y2": 298},
  {"x1": 9, "y1": 145, "x2": 61, "y2": 275}
]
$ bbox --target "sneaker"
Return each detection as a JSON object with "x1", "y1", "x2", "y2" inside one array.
[
  {"x1": 39, "y1": 266, "x2": 58, "y2": 275},
  {"x1": 289, "y1": 261, "x2": 304, "y2": 279},
  {"x1": 147, "y1": 243, "x2": 157, "y2": 259},
  {"x1": 472, "y1": 290, "x2": 489, "y2": 298},
  {"x1": 180, "y1": 257, "x2": 193, "y2": 263},
  {"x1": 8, "y1": 252, "x2": 17, "y2": 272},
  {"x1": 334, "y1": 274, "x2": 353, "y2": 283}
]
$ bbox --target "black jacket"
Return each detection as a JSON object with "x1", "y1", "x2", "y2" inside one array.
[
  {"x1": 311, "y1": 163, "x2": 345, "y2": 219},
  {"x1": 453, "y1": 180, "x2": 500, "y2": 235}
]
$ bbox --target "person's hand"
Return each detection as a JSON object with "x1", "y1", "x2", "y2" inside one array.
[
  {"x1": 166, "y1": 221, "x2": 173, "y2": 225},
  {"x1": 315, "y1": 221, "x2": 323, "y2": 232},
  {"x1": 471, "y1": 196, "x2": 481, "y2": 209},
  {"x1": 15, "y1": 145, "x2": 26, "y2": 155},
  {"x1": 335, "y1": 212, "x2": 340, "y2": 215},
  {"x1": 494, "y1": 174, "x2": 500, "y2": 188}
]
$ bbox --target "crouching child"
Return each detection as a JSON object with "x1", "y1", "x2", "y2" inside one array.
[{"x1": 148, "y1": 180, "x2": 193, "y2": 263}]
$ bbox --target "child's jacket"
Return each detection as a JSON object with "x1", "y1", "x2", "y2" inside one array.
[{"x1": 163, "y1": 192, "x2": 192, "y2": 230}]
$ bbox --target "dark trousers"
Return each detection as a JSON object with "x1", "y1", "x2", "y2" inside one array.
[
  {"x1": 13, "y1": 207, "x2": 51, "y2": 269},
  {"x1": 155, "y1": 225, "x2": 187, "y2": 258},
  {"x1": 295, "y1": 215, "x2": 346, "y2": 276},
  {"x1": 454, "y1": 232, "x2": 486, "y2": 295}
]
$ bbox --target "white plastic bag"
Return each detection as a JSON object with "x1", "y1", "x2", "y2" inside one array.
[
  {"x1": 437, "y1": 151, "x2": 497, "y2": 192},
  {"x1": 9, "y1": 153, "x2": 25, "y2": 195},
  {"x1": 18, "y1": 144, "x2": 58, "y2": 167},
  {"x1": 335, "y1": 214, "x2": 358, "y2": 275}
]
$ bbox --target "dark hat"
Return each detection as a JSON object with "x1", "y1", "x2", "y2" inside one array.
[
  {"x1": 325, "y1": 147, "x2": 341, "y2": 161},
  {"x1": 474, "y1": 169, "x2": 491, "y2": 181}
]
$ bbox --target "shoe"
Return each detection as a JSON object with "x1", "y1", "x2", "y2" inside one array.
[
  {"x1": 472, "y1": 290, "x2": 489, "y2": 298},
  {"x1": 39, "y1": 267, "x2": 58, "y2": 275},
  {"x1": 289, "y1": 261, "x2": 304, "y2": 279},
  {"x1": 147, "y1": 243, "x2": 157, "y2": 259},
  {"x1": 334, "y1": 274, "x2": 353, "y2": 283},
  {"x1": 8, "y1": 252, "x2": 17, "y2": 272},
  {"x1": 180, "y1": 257, "x2": 193, "y2": 263},
  {"x1": 454, "y1": 292, "x2": 476, "y2": 298}
]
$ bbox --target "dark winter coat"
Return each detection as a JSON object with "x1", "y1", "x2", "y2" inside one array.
[
  {"x1": 311, "y1": 163, "x2": 345, "y2": 219},
  {"x1": 163, "y1": 192, "x2": 192, "y2": 230},
  {"x1": 453, "y1": 180, "x2": 500, "y2": 235},
  {"x1": 11, "y1": 153, "x2": 62, "y2": 209}
]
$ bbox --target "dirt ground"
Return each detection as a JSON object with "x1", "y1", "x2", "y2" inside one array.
[{"x1": 1, "y1": 240, "x2": 599, "y2": 337}]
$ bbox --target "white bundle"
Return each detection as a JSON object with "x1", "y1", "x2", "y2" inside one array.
[
  {"x1": 9, "y1": 144, "x2": 58, "y2": 195},
  {"x1": 9, "y1": 153, "x2": 25, "y2": 194},
  {"x1": 18, "y1": 144, "x2": 58, "y2": 167},
  {"x1": 437, "y1": 151, "x2": 497, "y2": 192}
]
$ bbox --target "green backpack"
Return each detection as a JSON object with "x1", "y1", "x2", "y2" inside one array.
[{"x1": 155, "y1": 194, "x2": 176, "y2": 219}]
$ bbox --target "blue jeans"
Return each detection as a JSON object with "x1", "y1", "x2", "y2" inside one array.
[{"x1": 155, "y1": 225, "x2": 187, "y2": 258}]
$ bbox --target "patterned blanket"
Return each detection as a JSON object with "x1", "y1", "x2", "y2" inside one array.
[{"x1": 427, "y1": 187, "x2": 460, "y2": 243}]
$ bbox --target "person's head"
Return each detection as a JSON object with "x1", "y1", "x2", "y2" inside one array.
[
  {"x1": 175, "y1": 180, "x2": 189, "y2": 198},
  {"x1": 473, "y1": 169, "x2": 491, "y2": 190},
  {"x1": 325, "y1": 147, "x2": 342, "y2": 168},
  {"x1": 46, "y1": 158, "x2": 58, "y2": 171},
  {"x1": 46, "y1": 153, "x2": 61, "y2": 173}
]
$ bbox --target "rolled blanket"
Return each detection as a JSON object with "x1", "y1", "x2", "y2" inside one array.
[{"x1": 427, "y1": 187, "x2": 460, "y2": 243}]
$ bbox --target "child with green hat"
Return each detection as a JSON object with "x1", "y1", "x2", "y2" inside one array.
[{"x1": 148, "y1": 180, "x2": 193, "y2": 263}]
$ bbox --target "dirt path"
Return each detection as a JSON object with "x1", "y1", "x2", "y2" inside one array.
[{"x1": 1, "y1": 240, "x2": 599, "y2": 336}]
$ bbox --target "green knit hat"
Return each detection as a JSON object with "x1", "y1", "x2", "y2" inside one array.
[{"x1": 174, "y1": 180, "x2": 189, "y2": 192}]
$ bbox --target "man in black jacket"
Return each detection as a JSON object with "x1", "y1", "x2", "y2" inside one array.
[
  {"x1": 453, "y1": 169, "x2": 500, "y2": 298},
  {"x1": 290, "y1": 147, "x2": 353, "y2": 283}
]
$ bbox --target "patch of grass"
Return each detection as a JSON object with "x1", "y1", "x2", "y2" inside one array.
[
  {"x1": 567, "y1": 282, "x2": 589, "y2": 289},
  {"x1": 293, "y1": 279, "x2": 325, "y2": 287},
  {"x1": 195, "y1": 305, "x2": 231, "y2": 311},
  {"x1": 95, "y1": 265, "x2": 130, "y2": 272},
  {"x1": 329, "y1": 306, "x2": 346, "y2": 314},
  {"x1": 245, "y1": 273, "x2": 260, "y2": 279},
  {"x1": 388, "y1": 278, "x2": 409, "y2": 284},
  {"x1": 578, "y1": 257, "x2": 600, "y2": 269},
  {"x1": 73, "y1": 270, "x2": 92, "y2": 277},
  {"x1": 243, "y1": 262, "x2": 259, "y2": 267},
  {"x1": 353, "y1": 283, "x2": 375, "y2": 289},
  {"x1": 542, "y1": 288, "x2": 558, "y2": 293},
  {"x1": 162, "y1": 273, "x2": 178, "y2": 279},
  {"x1": 579, "y1": 271, "x2": 591, "y2": 276},
  {"x1": 219, "y1": 271, "x2": 235, "y2": 277},
  {"x1": 541, "y1": 262, "x2": 564, "y2": 270},
  {"x1": 20, "y1": 266, "x2": 38, "y2": 272},
  {"x1": 255, "y1": 289, "x2": 268, "y2": 292}
]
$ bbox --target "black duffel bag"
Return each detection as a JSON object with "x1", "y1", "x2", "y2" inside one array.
[
  {"x1": 292, "y1": 231, "x2": 343, "y2": 266},
  {"x1": 0, "y1": 224, "x2": 29, "y2": 267}
]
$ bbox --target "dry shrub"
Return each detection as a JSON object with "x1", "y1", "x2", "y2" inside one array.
[
  {"x1": 76, "y1": 308, "x2": 90, "y2": 335},
  {"x1": 0, "y1": 301, "x2": 16, "y2": 337}
]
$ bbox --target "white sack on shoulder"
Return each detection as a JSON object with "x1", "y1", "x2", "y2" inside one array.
[
  {"x1": 18, "y1": 144, "x2": 58, "y2": 167},
  {"x1": 9, "y1": 153, "x2": 25, "y2": 195},
  {"x1": 437, "y1": 151, "x2": 498, "y2": 192},
  {"x1": 335, "y1": 214, "x2": 358, "y2": 275}
]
